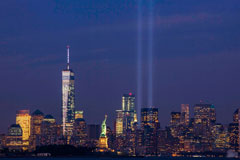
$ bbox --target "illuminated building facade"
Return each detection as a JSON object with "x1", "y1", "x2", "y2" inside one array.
[
  {"x1": 5, "y1": 124, "x2": 23, "y2": 151},
  {"x1": 75, "y1": 110, "x2": 83, "y2": 119},
  {"x1": 141, "y1": 107, "x2": 159, "y2": 128},
  {"x1": 62, "y1": 45, "x2": 75, "y2": 141},
  {"x1": 39, "y1": 115, "x2": 58, "y2": 146},
  {"x1": 193, "y1": 103, "x2": 216, "y2": 152},
  {"x1": 233, "y1": 109, "x2": 240, "y2": 123},
  {"x1": 181, "y1": 104, "x2": 189, "y2": 125},
  {"x1": 122, "y1": 93, "x2": 137, "y2": 132},
  {"x1": 141, "y1": 107, "x2": 159, "y2": 155},
  {"x1": 31, "y1": 109, "x2": 44, "y2": 149},
  {"x1": 107, "y1": 126, "x2": 115, "y2": 149},
  {"x1": 16, "y1": 110, "x2": 31, "y2": 146},
  {"x1": 212, "y1": 124, "x2": 230, "y2": 151},
  {"x1": 71, "y1": 118, "x2": 87, "y2": 146},
  {"x1": 228, "y1": 109, "x2": 240, "y2": 152},
  {"x1": 170, "y1": 112, "x2": 181, "y2": 126},
  {"x1": 115, "y1": 110, "x2": 123, "y2": 136},
  {"x1": 194, "y1": 103, "x2": 216, "y2": 127}
]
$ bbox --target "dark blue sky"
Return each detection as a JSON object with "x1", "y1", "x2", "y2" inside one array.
[{"x1": 1, "y1": 0, "x2": 240, "y2": 132}]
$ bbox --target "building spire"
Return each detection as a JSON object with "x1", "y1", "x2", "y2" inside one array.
[{"x1": 67, "y1": 45, "x2": 70, "y2": 70}]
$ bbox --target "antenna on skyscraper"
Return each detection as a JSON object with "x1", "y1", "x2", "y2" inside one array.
[{"x1": 67, "y1": 45, "x2": 70, "y2": 70}]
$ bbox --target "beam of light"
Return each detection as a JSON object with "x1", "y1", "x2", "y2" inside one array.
[
  {"x1": 147, "y1": 0, "x2": 154, "y2": 107},
  {"x1": 137, "y1": 0, "x2": 143, "y2": 124}
]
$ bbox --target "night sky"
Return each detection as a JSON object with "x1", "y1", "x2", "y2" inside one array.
[{"x1": 1, "y1": 0, "x2": 240, "y2": 133}]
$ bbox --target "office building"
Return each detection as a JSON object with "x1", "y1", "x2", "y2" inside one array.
[
  {"x1": 141, "y1": 107, "x2": 159, "y2": 155},
  {"x1": 75, "y1": 110, "x2": 83, "y2": 119},
  {"x1": 141, "y1": 107, "x2": 159, "y2": 128},
  {"x1": 170, "y1": 112, "x2": 181, "y2": 126},
  {"x1": 5, "y1": 124, "x2": 23, "y2": 151},
  {"x1": 115, "y1": 110, "x2": 123, "y2": 136},
  {"x1": 16, "y1": 110, "x2": 31, "y2": 146},
  {"x1": 181, "y1": 104, "x2": 189, "y2": 125},
  {"x1": 86, "y1": 124, "x2": 100, "y2": 147},
  {"x1": 71, "y1": 118, "x2": 87, "y2": 146},
  {"x1": 62, "y1": 45, "x2": 75, "y2": 142},
  {"x1": 31, "y1": 109, "x2": 44, "y2": 149},
  {"x1": 122, "y1": 93, "x2": 137, "y2": 131},
  {"x1": 39, "y1": 115, "x2": 58, "y2": 146}
]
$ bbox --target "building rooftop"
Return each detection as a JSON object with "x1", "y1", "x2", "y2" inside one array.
[
  {"x1": 32, "y1": 109, "x2": 44, "y2": 116},
  {"x1": 75, "y1": 118, "x2": 85, "y2": 122},
  {"x1": 10, "y1": 124, "x2": 21, "y2": 128},
  {"x1": 44, "y1": 114, "x2": 55, "y2": 119}
]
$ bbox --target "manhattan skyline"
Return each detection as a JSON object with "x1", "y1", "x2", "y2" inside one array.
[{"x1": 1, "y1": 0, "x2": 240, "y2": 133}]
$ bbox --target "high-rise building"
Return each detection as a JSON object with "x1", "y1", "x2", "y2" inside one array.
[
  {"x1": 115, "y1": 110, "x2": 123, "y2": 136},
  {"x1": 122, "y1": 93, "x2": 137, "y2": 131},
  {"x1": 181, "y1": 104, "x2": 189, "y2": 125},
  {"x1": 71, "y1": 118, "x2": 87, "y2": 147},
  {"x1": 212, "y1": 124, "x2": 230, "y2": 152},
  {"x1": 16, "y1": 110, "x2": 31, "y2": 146},
  {"x1": 229, "y1": 109, "x2": 240, "y2": 152},
  {"x1": 170, "y1": 112, "x2": 181, "y2": 126},
  {"x1": 30, "y1": 109, "x2": 44, "y2": 150},
  {"x1": 194, "y1": 103, "x2": 216, "y2": 127},
  {"x1": 86, "y1": 124, "x2": 100, "y2": 148},
  {"x1": 193, "y1": 103, "x2": 216, "y2": 152},
  {"x1": 87, "y1": 124, "x2": 100, "y2": 140},
  {"x1": 62, "y1": 45, "x2": 75, "y2": 142},
  {"x1": 75, "y1": 110, "x2": 83, "y2": 119},
  {"x1": 39, "y1": 115, "x2": 58, "y2": 146},
  {"x1": 141, "y1": 107, "x2": 159, "y2": 129},
  {"x1": 233, "y1": 109, "x2": 240, "y2": 123},
  {"x1": 5, "y1": 124, "x2": 23, "y2": 151},
  {"x1": 141, "y1": 107, "x2": 159, "y2": 155},
  {"x1": 31, "y1": 110, "x2": 44, "y2": 136}
]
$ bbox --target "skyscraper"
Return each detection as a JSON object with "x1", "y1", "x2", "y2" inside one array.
[
  {"x1": 62, "y1": 45, "x2": 75, "y2": 142},
  {"x1": 193, "y1": 103, "x2": 216, "y2": 152},
  {"x1": 170, "y1": 112, "x2": 181, "y2": 126},
  {"x1": 122, "y1": 93, "x2": 137, "y2": 132},
  {"x1": 229, "y1": 109, "x2": 240, "y2": 152},
  {"x1": 31, "y1": 109, "x2": 44, "y2": 150},
  {"x1": 141, "y1": 107, "x2": 159, "y2": 129},
  {"x1": 140, "y1": 107, "x2": 159, "y2": 155},
  {"x1": 16, "y1": 110, "x2": 31, "y2": 146},
  {"x1": 75, "y1": 110, "x2": 83, "y2": 119},
  {"x1": 194, "y1": 103, "x2": 216, "y2": 127},
  {"x1": 71, "y1": 118, "x2": 87, "y2": 147},
  {"x1": 5, "y1": 124, "x2": 23, "y2": 151},
  {"x1": 115, "y1": 110, "x2": 123, "y2": 136},
  {"x1": 181, "y1": 104, "x2": 189, "y2": 125},
  {"x1": 40, "y1": 115, "x2": 58, "y2": 146}
]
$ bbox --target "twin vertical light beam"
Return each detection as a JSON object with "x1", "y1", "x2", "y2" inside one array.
[
  {"x1": 147, "y1": 0, "x2": 154, "y2": 107},
  {"x1": 137, "y1": 0, "x2": 143, "y2": 123},
  {"x1": 137, "y1": 0, "x2": 154, "y2": 123}
]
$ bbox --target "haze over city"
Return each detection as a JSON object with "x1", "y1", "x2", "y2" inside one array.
[{"x1": 1, "y1": 0, "x2": 240, "y2": 133}]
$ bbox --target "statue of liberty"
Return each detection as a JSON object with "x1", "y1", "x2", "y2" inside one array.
[{"x1": 100, "y1": 115, "x2": 107, "y2": 137}]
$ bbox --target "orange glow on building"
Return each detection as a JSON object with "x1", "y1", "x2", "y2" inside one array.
[{"x1": 16, "y1": 110, "x2": 31, "y2": 145}]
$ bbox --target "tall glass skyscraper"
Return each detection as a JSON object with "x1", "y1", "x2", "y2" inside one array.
[
  {"x1": 62, "y1": 45, "x2": 75, "y2": 141},
  {"x1": 122, "y1": 93, "x2": 137, "y2": 132}
]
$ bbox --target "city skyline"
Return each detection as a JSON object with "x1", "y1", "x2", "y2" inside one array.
[{"x1": 1, "y1": 0, "x2": 240, "y2": 133}]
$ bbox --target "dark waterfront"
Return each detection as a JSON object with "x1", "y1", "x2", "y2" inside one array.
[{"x1": 0, "y1": 158, "x2": 239, "y2": 160}]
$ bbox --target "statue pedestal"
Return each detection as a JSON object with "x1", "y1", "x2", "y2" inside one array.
[{"x1": 98, "y1": 136, "x2": 108, "y2": 149}]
